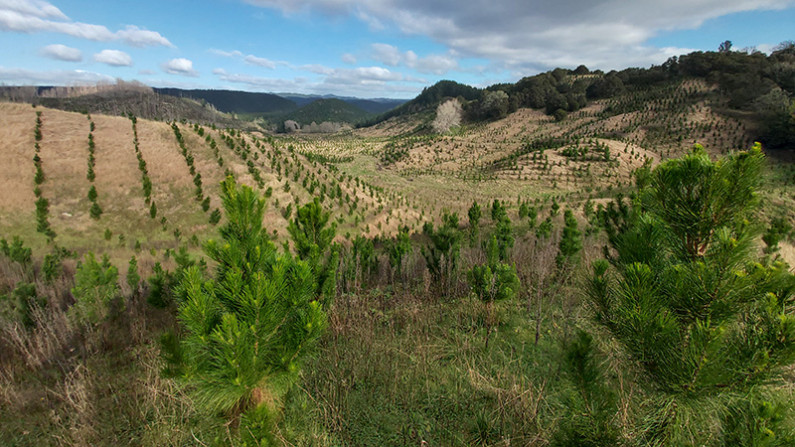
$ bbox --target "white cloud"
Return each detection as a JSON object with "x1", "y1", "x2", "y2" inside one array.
[
  {"x1": 214, "y1": 64, "x2": 422, "y2": 97},
  {"x1": 371, "y1": 43, "x2": 402, "y2": 66},
  {"x1": 0, "y1": 66, "x2": 114, "y2": 84},
  {"x1": 244, "y1": 0, "x2": 795, "y2": 71},
  {"x1": 162, "y1": 58, "x2": 198, "y2": 76},
  {"x1": 209, "y1": 49, "x2": 243, "y2": 58},
  {"x1": 341, "y1": 53, "x2": 357, "y2": 64},
  {"x1": 94, "y1": 49, "x2": 132, "y2": 67},
  {"x1": 210, "y1": 48, "x2": 284, "y2": 69},
  {"x1": 40, "y1": 43, "x2": 81, "y2": 62},
  {"x1": 243, "y1": 54, "x2": 276, "y2": 69},
  {"x1": 0, "y1": 0, "x2": 68, "y2": 19},
  {"x1": 0, "y1": 0, "x2": 173, "y2": 47},
  {"x1": 371, "y1": 43, "x2": 459, "y2": 75},
  {"x1": 115, "y1": 25, "x2": 172, "y2": 47}
]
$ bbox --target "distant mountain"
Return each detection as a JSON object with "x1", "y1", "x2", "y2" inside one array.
[
  {"x1": 281, "y1": 98, "x2": 373, "y2": 125},
  {"x1": 154, "y1": 88, "x2": 297, "y2": 115},
  {"x1": 153, "y1": 89, "x2": 406, "y2": 120}
]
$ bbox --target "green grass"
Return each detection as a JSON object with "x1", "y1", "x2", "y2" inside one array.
[{"x1": 280, "y1": 287, "x2": 586, "y2": 446}]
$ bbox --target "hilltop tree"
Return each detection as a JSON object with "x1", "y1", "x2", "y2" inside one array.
[
  {"x1": 166, "y1": 177, "x2": 326, "y2": 444},
  {"x1": 587, "y1": 144, "x2": 795, "y2": 445}
]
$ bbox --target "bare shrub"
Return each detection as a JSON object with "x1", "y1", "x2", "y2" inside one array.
[
  {"x1": 432, "y1": 99, "x2": 462, "y2": 133},
  {"x1": 2, "y1": 303, "x2": 77, "y2": 371},
  {"x1": 513, "y1": 232, "x2": 563, "y2": 345}
]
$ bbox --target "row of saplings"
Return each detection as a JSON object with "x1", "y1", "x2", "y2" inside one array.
[
  {"x1": 158, "y1": 144, "x2": 795, "y2": 445},
  {"x1": 2, "y1": 143, "x2": 795, "y2": 445}
]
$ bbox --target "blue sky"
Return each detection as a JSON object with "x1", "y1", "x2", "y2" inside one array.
[{"x1": 1, "y1": 0, "x2": 793, "y2": 98}]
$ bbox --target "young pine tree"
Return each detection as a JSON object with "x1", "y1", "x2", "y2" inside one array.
[
  {"x1": 467, "y1": 235, "x2": 519, "y2": 348},
  {"x1": 167, "y1": 177, "x2": 326, "y2": 443},
  {"x1": 587, "y1": 144, "x2": 795, "y2": 445},
  {"x1": 421, "y1": 211, "x2": 462, "y2": 290},
  {"x1": 70, "y1": 253, "x2": 119, "y2": 325},
  {"x1": 386, "y1": 225, "x2": 412, "y2": 283},
  {"x1": 287, "y1": 198, "x2": 339, "y2": 300},
  {"x1": 468, "y1": 200, "x2": 482, "y2": 246}
]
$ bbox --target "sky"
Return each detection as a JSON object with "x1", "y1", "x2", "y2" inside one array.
[{"x1": 0, "y1": 0, "x2": 794, "y2": 99}]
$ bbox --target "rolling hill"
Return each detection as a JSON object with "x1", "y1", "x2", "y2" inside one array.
[
  {"x1": 279, "y1": 98, "x2": 374, "y2": 126},
  {"x1": 2, "y1": 45, "x2": 795, "y2": 447}
]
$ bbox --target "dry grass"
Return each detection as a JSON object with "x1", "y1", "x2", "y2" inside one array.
[{"x1": 0, "y1": 103, "x2": 36, "y2": 211}]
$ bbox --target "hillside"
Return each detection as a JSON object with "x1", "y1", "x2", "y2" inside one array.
[
  {"x1": 1, "y1": 84, "x2": 242, "y2": 127},
  {"x1": 280, "y1": 98, "x2": 373, "y2": 126},
  {"x1": 154, "y1": 88, "x2": 297, "y2": 115},
  {"x1": 2, "y1": 47, "x2": 795, "y2": 447},
  {"x1": 362, "y1": 47, "x2": 795, "y2": 149}
]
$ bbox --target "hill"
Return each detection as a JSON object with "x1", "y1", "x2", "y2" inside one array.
[
  {"x1": 154, "y1": 88, "x2": 297, "y2": 115},
  {"x1": 280, "y1": 94, "x2": 405, "y2": 114},
  {"x1": 362, "y1": 47, "x2": 795, "y2": 149},
  {"x1": 0, "y1": 83, "x2": 242, "y2": 127},
  {"x1": 280, "y1": 98, "x2": 373, "y2": 126}
]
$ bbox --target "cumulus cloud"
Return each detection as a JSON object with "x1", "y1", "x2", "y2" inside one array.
[
  {"x1": 40, "y1": 43, "x2": 82, "y2": 62},
  {"x1": 94, "y1": 49, "x2": 132, "y2": 67},
  {"x1": 371, "y1": 43, "x2": 458, "y2": 74},
  {"x1": 162, "y1": 58, "x2": 198, "y2": 76},
  {"x1": 0, "y1": 66, "x2": 114, "y2": 84},
  {"x1": 244, "y1": 0, "x2": 795, "y2": 71},
  {"x1": 0, "y1": 0, "x2": 173, "y2": 47}
]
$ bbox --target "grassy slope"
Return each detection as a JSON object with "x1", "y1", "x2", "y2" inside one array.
[{"x1": 2, "y1": 82, "x2": 795, "y2": 445}]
